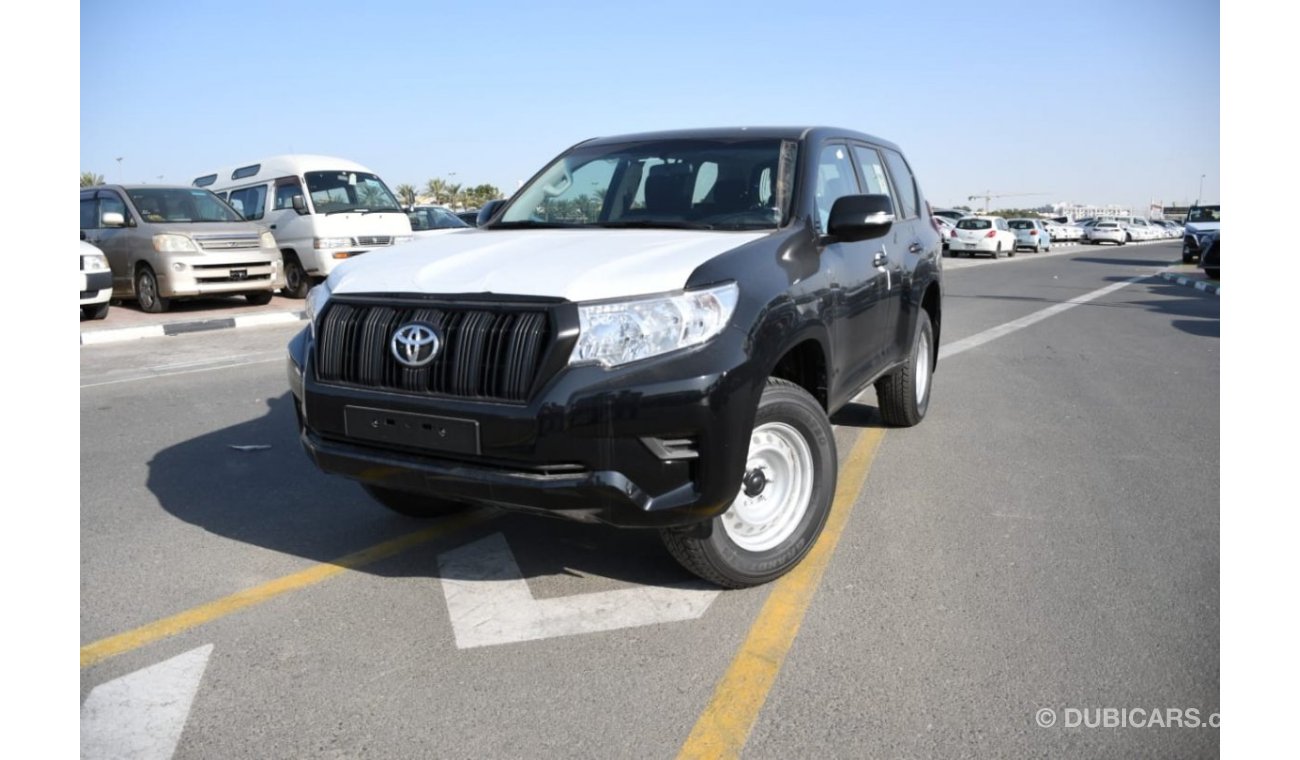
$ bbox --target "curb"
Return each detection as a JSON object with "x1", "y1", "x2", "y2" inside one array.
[
  {"x1": 80, "y1": 310, "x2": 307, "y2": 346},
  {"x1": 1158, "y1": 271, "x2": 1219, "y2": 296}
]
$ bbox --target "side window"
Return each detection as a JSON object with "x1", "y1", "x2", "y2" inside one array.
[
  {"x1": 80, "y1": 193, "x2": 98, "y2": 229},
  {"x1": 274, "y1": 179, "x2": 304, "y2": 210},
  {"x1": 850, "y1": 145, "x2": 894, "y2": 201},
  {"x1": 880, "y1": 149, "x2": 919, "y2": 219},
  {"x1": 815, "y1": 144, "x2": 861, "y2": 233},
  {"x1": 228, "y1": 185, "x2": 267, "y2": 220}
]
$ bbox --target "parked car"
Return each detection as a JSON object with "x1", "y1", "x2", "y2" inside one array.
[
  {"x1": 1008, "y1": 218, "x2": 1052, "y2": 253},
  {"x1": 79, "y1": 239, "x2": 112, "y2": 320},
  {"x1": 1085, "y1": 220, "x2": 1126, "y2": 245},
  {"x1": 80, "y1": 185, "x2": 286, "y2": 313},
  {"x1": 932, "y1": 208, "x2": 968, "y2": 223},
  {"x1": 1182, "y1": 204, "x2": 1220, "y2": 263},
  {"x1": 933, "y1": 215, "x2": 955, "y2": 252},
  {"x1": 407, "y1": 205, "x2": 470, "y2": 237},
  {"x1": 455, "y1": 210, "x2": 481, "y2": 226},
  {"x1": 195, "y1": 155, "x2": 413, "y2": 297},
  {"x1": 289, "y1": 126, "x2": 944, "y2": 588},
  {"x1": 1199, "y1": 230, "x2": 1219, "y2": 279},
  {"x1": 949, "y1": 216, "x2": 1017, "y2": 257}
]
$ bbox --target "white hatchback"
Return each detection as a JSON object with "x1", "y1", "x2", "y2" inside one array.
[
  {"x1": 1086, "y1": 221, "x2": 1126, "y2": 245},
  {"x1": 949, "y1": 216, "x2": 1018, "y2": 258}
]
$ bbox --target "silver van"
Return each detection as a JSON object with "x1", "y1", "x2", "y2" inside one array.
[{"x1": 79, "y1": 184, "x2": 286, "y2": 312}]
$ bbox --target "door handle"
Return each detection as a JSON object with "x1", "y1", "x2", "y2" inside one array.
[
  {"x1": 269, "y1": 224, "x2": 277, "y2": 230},
  {"x1": 872, "y1": 251, "x2": 888, "y2": 267},
  {"x1": 908, "y1": 242, "x2": 923, "y2": 254}
]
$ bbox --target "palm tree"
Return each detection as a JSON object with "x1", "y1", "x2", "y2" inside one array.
[
  {"x1": 425, "y1": 178, "x2": 450, "y2": 205},
  {"x1": 447, "y1": 183, "x2": 463, "y2": 208},
  {"x1": 81, "y1": 171, "x2": 104, "y2": 187},
  {"x1": 395, "y1": 183, "x2": 417, "y2": 208}
]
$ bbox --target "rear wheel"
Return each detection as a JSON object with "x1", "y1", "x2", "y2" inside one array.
[
  {"x1": 1205, "y1": 268, "x2": 1219, "y2": 280},
  {"x1": 362, "y1": 484, "x2": 469, "y2": 518},
  {"x1": 135, "y1": 266, "x2": 169, "y2": 313},
  {"x1": 876, "y1": 312, "x2": 935, "y2": 427},
  {"x1": 660, "y1": 378, "x2": 836, "y2": 588}
]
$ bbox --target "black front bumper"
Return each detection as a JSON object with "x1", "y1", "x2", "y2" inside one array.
[{"x1": 288, "y1": 325, "x2": 762, "y2": 528}]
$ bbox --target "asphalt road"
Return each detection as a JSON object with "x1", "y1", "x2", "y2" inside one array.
[{"x1": 80, "y1": 241, "x2": 1219, "y2": 759}]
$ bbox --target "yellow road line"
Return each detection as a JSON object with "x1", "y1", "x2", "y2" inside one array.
[
  {"x1": 81, "y1": 511, "x2": 489, "y2": 669},
  {"x1": 677, "y1": 427, "x2": 886, "y2": 760}
]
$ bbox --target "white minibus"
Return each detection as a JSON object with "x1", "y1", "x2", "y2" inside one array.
[{"x1": 196, "y1": 155, "x2": 412, "y2": 297}]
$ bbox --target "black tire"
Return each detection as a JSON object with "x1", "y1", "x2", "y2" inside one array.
[
  {"x1": 659, "y1": 378, "x2": 836, "y2": 588},
  {"x1": 876, "y1": 311, "x2": 935, "y2": 427},
  {"x1": 282, "y1": 253, "x2": 311, "y2": 299},
  {"x1": 1205, "y1": 268, "x2": 1219, "y2": 280},
  {"x1": 362, "y1": 484, "x2": 469, "y2": 518},
  {"x1": 81, "y1": 301, "x2": 110, "y2": 320},
  {"x1": 135, "y1": 265, "x2": 169, "y2": 313},
  {"x1": 245, "y1": 291, "x2": 274, "y2": 306}
]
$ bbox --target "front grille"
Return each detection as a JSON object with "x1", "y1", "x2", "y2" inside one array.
[
  {"x1": 195, "y1": 234, "x2": 261, "y2": 250},
  {"x1": 355, "y1": 235, "x2": 393, "y2": 247},
  {"x1": 316, "y1": 301, "x2": 551, "y2": 403}
]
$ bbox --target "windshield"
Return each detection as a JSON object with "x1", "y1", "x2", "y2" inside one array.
[
  {"x1": 409, "y1": 207, "x2": 469, "y2": 230},
  {"x1": 128, "y1": 188, "x2": 244, "y2": 224},
  {"x1": 496, "y1": 138, "x2": 796, "y2": 231},
  {"x1": 957, "y1": 219, "x2": 991, "y2": 230},
  {"x1": 1186, "y1": 206, "x2": 1220, "y2": 223},
  {"x1": 305, "y1": 171, "x2": 402, "y2": 214}
]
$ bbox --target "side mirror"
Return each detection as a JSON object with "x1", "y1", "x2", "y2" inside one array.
[
  {"x1": 477, "y1": 198, "x2": 507, "y2": 227},
  {"x1": 291, "y1": 194, "x2": 308, "y2": 215},
  {"x1": 80, "y1": 229, "x2": 87, "y2": 240},
  {"x1": 826, "y1": 194, "x2": 894, "y2": 242},
  {"x1": 101, "y1": 211, "x2": 126, "y2": 228}
]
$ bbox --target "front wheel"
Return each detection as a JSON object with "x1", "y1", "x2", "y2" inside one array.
[
  {"x1": 245, "y1": 291, "x2": 273, "y2": 306},
  {"x1": 135, "y1": 266, "x2": 169, "y2": 313},
  {"x1": 876, "y1": 312, "x2": 935, "y2": 427},
  {"x1": 660, "y1": 379, "x2": 836, "y2": 588},
  {"x1": 282, "y1": 254, "x2": 311, "y2": 299},
  {"x1": 82, "y1": 301, "x2": 110, "y2": 320}
]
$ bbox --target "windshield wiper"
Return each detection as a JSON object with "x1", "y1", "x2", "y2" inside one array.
[
  {"x1": 597, "y1": 220, "x2": 715, "y2": 230},
  {"x1": 325, "y1": 208, "x2": 372, "y2": 215}
]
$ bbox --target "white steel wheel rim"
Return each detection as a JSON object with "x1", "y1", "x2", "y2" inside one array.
[
  {"x1": 722, "y1": 422, "x2": 814, "y2": 552},
  {"x1": 915, "y1": 329, "x2": 931, "y2": 405}
]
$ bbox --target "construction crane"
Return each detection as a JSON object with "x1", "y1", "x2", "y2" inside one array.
[{"x1": 967, "y1": 190, "x2": 1048, "y2": 214}]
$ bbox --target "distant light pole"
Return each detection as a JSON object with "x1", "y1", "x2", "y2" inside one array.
[
  {"x1": 1197, "y1": 174, "x2": 1205, "y2": 204},
  {"x1": 116, "y1": 156, "x2": 124, "y2": 182}
]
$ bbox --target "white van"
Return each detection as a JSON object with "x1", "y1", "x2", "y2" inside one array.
[{"x1": 195, "y1": 155, "x2": 412, "y2": 297}]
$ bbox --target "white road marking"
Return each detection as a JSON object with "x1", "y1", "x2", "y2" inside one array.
[
  {"x1": 939, "y1": 275, "x2": 1149, "y2": 361},
  {"x1": 438, "y1": 533, "x2": 720, "y2": 649},
  {"x1": 81, "y1": 644, "x2": 213, "y2": 760},
  {"x1": 80, "y1": 356, "x2": 282, "y2": 389}
]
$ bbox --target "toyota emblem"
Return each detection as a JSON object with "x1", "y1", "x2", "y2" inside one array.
[{"x1": 390, "y1": 322, "x2": 441, "y2": 368}]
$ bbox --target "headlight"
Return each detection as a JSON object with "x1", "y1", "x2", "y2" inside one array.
[
  {"x1": 260, "y1": 231, "x2": 277, "y2": 248},
  {"x1": 304, "y1": 279, "x2": 332, "y2": 335},
  {"x1": 314, "y1": 237, "x2": 354, "y2": 249},
  {"x1": 153, "y1": 234, "x2": 198, "y2": 252},
  {"x1": 570, "y1": 283, "x2": 739, "y2": 368},
  {"x1": 80, "y1": 253, "x2": 109, "y2": 272}
]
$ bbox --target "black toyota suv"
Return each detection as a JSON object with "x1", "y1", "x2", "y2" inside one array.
[{"x1": 287, "y1": 127, "x2": 944, "y2": 587}]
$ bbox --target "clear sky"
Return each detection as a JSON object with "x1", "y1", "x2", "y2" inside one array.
[{"x1": 81, "y1": 0, "x2": 1219, "y2": 212}]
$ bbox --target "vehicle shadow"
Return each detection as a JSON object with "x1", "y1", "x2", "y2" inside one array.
[{"x1": 145, "y1": 393, "x2": 705, "y2": 587}]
